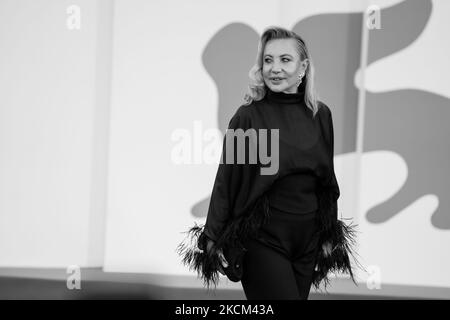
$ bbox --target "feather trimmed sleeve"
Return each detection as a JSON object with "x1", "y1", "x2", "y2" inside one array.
[
  {"x1": 176, "y1": 107, "x2": 260, "y2": 287},
  {"x1": 313, "y1": 103, "x2": 360, "y2": 290},
  {"x1": 325, "y1": 106, "x2": 340, "y2": 222},
  {"x1": 202, "y1": 112, "x2": 251, "y2": 242}
]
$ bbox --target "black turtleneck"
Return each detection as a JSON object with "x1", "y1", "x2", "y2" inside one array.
[
  {"x1": 265, "y1": 84, "x2": 306, "y2": 104},
  {"x1": 203, "y1": 83, "x2": 339, "y2": 240},
  {"x1": 262, "y1": 85, "x2": 320, "y2": 214}
]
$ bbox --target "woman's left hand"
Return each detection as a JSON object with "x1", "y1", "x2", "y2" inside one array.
[{"x1": 322, "y1": 241, "x2": 333, "y2": 257}]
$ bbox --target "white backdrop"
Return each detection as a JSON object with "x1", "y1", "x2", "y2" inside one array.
[
  {"x1": 1, "y1": 0, "x2": 449, "y2": 294},
  {"x1": 0, "y1": 0, "x2": 110, "y2": 268},
  {"x1": 103, "y1": 0, "x2": 450, "y2": 289}
]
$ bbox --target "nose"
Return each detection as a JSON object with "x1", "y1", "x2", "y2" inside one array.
[{"x1": 271, "y1": 61, "x2": 282, "y2": 74}]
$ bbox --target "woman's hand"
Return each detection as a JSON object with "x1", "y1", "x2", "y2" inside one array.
[
  {"x1": 322, "y1": 241, "x2": 333, "y2": 257},
  {"x1": 206, "y1": 239, "x2": 229, "y2": 275}
]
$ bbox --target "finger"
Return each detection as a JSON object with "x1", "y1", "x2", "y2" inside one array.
[
  {"x1": 218, "y1": 252, "x2": 229, "y2": 268},
  {"x1": 217, "y1": 265, "x2": 225, "y2": 276},
  {"x1": 206, "y1": 241, "x2": 214, "y2": 253},
  {"x1": 323, "y1": 245, "x2": 330, "y2": 257}
]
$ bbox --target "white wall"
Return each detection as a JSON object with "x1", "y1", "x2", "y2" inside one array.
[
  {"x1": 2, "y1": 0, "x2": 450, "y2": 297},
  {"x1": 102, "y1": 0, "x2": 450, "y2": 292},
  {"x1": 0, "y1": 0, "x2": 112, "y2": 267}
]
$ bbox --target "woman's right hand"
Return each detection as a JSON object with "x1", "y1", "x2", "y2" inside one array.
[{"x1": 206, "y1": 239, "x2": 229, "y2": 275}]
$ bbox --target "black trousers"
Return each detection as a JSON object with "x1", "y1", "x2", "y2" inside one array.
[{"x1": 241, "y1": 206, "x2": 320, "y2": 300}]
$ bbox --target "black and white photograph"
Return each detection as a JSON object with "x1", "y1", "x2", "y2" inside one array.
[{"x1": 1, "y1": 0, "x2": 449, "y2": 308}]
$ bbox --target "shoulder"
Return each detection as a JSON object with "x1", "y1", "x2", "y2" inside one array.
[
  {"x1": 227, "y1": 103, "x2": 257, "y2": 129},
  {"x1": 317, "y1": 100, "x2": 332, "y2": 118},
  {"x1": 317, "y1": 100, "x2": 335, "y2": 127},
  {"x1": 235, "y1": 103, "x2": 254, "y2": 118}
]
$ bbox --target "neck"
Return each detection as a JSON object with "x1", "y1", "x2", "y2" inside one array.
[{"x1": 265, "y1": 85, "x2": 306, "y2": 104}]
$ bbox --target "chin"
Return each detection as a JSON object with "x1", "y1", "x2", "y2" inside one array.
[{"x1": 268, "y1": 85, "x2": 286, "y2": 92}]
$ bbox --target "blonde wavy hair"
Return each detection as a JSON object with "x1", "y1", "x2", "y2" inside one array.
[{"x1": 243, "y1": 26, "x2": 319, "y2": 118}]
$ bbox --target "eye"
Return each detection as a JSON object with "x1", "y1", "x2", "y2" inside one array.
[
  {"x1": 264, "y1": 58, "x2": 272, "y2": 63},
  {"x1": 282, "y1": 58, "x2": 290, "y2": 62}
]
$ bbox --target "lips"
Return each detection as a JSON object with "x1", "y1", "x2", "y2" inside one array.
[{"x1": 270, "y1": 77, "x2": 284, "y2": 84}]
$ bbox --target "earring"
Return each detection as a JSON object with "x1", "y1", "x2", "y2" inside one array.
[{"x1": 297, "y1": 72, "x2": 305, "y2": 86}]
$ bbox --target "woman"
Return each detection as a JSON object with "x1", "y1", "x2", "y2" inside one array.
[{"x1": 178, "y1": 26, "x2": 358, "y2": 300}]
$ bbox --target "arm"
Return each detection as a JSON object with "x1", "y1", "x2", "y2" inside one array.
[
  {"x1": 178, "y1": 108, "x2": 250, "y2": 287},
  {"x1": 203, "y1": 109, "x2": 252, "y2": 243},
  {"x1": 327, "y1": 107, "x2": 340, "y2": 221},
  {"x1": 313, "y1": 103, "x2": 359, "y2": 289},
  {"x1": 203, "y1": 114, "x2": 243, "y2": 242}
]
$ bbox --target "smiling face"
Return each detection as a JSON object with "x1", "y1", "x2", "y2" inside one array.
[{"x1": 262, "y1": 38, "x2": 308, "y2": 94}]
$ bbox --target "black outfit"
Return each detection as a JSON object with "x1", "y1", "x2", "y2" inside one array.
[
  {"x1": 178, "y1": 83, "x2": 357, "y2": 298},
  {"x1": 242, "y1": 208, "x2": 320, "y2": 299},
  {"x1": 237, "y1": 86, "x2": 325, "y2": 299},
  {"x1": 203, "y1": 85, "x2": 337, "y2": 243}
]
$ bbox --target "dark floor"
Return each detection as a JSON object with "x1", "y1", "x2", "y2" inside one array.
[
  {"x1": 0, "y1": 268, "x2": 447, "y2": 300},
  {"x1": 0, "y1": 276, "x2": 408, "y2": 300}
]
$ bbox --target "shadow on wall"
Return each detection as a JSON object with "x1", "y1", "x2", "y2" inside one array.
[{"x1": 191, "y1": 0, "x2": 450, "y2": 231}]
